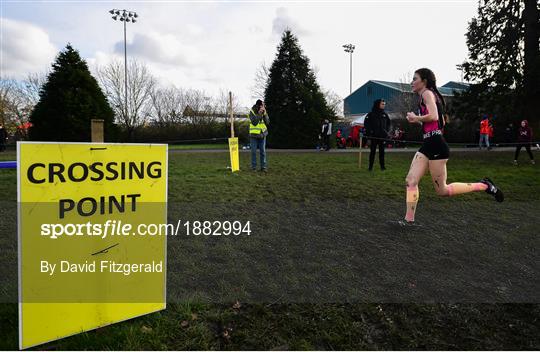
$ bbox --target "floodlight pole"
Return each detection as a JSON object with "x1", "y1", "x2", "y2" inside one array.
[
  {"x1": 123, "y1": 19, "x2": 128, "y2": 121},
  {"x1": 349, "y1": 50, "x2": 352, "y2": 93},
  {"x1": 343, "y1": 44, "x2": 360, "y2": 167},
  {"x1": 343, "y1": 44, "x2": 355, "y2": 94},
  {"x1": 110, "y1": 9, "x2": 138, "y2": 123}
]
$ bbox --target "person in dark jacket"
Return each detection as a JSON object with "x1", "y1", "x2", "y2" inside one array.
[
  {"x1": 364, "y1": 99, "x2": 391, "y2": 170},
  {"x1": 321, "y1": 119, "x2": 332, "y2": 151},
  {"x1": 513, "y1": 120, "x2": 535, "y2": 165},
  {"x1": 0, "y1": 124, "x2": 7, "y2": 152}
]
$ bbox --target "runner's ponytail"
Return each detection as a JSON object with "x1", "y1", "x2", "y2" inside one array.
[{"x1": 415, "y1": 67, "x2": 446, "y2": 109}]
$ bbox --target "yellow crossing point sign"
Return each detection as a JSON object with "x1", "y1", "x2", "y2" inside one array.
[
  {"x1": 229, "y1": 137, "x2": 240, "y2": 172},
  {"x1": 18, "y1": 142, "x2": 168, "y2": 349}
]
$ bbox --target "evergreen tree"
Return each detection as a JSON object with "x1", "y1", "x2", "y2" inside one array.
[
  {"x1": 457, "y1": 0, "x2": 540, "y2": 130},
  {"x1": 30, "y1": 44, "x2": 116, "y2": 141},
  {"x1": 523, "y1": 0, "x2": 540, "y2": 124},
  {"x1": 264, "y1": 30, "x2": 335, "y2": 148}
]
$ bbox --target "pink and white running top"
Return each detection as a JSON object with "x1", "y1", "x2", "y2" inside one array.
[{"x1": 418, "y1": 89, "x2": 445, "y2": 134}]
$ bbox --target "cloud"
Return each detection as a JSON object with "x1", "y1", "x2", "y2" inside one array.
[
  {"x1": 271, "y1": 7, "x2": 308, "y2": 37},
  {"x1": 87, "y1": 49, "x2": 220, "y2": 94},
  {"x1": 86, "y1": 51, "x2": 120, "y2": 72},
  {"x1": 2, "y1": 1, "x2": 476, "y2": 107},
  {"x1": 113, "y1": 31, "x2": 202, "y2": 67},
  {"x1": 249, "y1": 25, "x2": 264, "y2": 34},
  {"x1": 185, "y1": 24, "x2": 204, "y2": 37},
  {"x1": 0, "y1": 18, "x2": 57, "y2": 77}
]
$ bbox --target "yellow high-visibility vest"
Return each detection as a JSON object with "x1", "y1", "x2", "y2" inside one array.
[{"x1": 248, "y1": 109, "x2": 268, "y2": 136}]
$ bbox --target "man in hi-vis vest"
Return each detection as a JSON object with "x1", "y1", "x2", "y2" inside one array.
[{"x1": 248, "y1": 99, "x2": 270, "y2": 172}]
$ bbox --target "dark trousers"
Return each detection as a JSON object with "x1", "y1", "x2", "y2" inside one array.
[
  {"x1": 0, "y1": 142, "x2": 5, "y2": 152},
  {"x1": 369, "y1": 139, "x2": 385, "y2": 170},
  {"x1": 514, "y1": 144, "x2": 534, "y2": 160},
  {"x1": 250, "y1": 137, "x2": 267, "y2": 170},
  {"x1": 323, "y1": 134, "x2": 330, "y2": 150}
]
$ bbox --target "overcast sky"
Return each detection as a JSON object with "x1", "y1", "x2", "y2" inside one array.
[{"x1": 1, "y1": 0, "x2": 478, "y2": 107}]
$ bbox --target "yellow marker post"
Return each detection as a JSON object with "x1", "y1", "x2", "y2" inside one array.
[
  {"x1": 18, "y1": 142, "x2": 167, "y2": 349},
  {"x1": 229, "y1": 137, "x2": 240, "y2": 172},
  {"x1": 228, "y1": 92, "x2": 240, "y2": 172}
]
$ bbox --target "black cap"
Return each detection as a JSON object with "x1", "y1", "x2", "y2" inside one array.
[{"x1": 256, "y1": 99, "x2": 263, "y2": 106}]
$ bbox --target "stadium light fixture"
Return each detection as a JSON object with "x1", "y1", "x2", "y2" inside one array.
[
  {"x1": 343, "y1": 44, "x2": 355, "y2": 94},
  {"x1": 109, "y1": 9, "x2": 139, "y2": 121}
]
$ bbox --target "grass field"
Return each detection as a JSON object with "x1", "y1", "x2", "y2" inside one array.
[{"x1": 0, "y1": 149, "x2": 539, "y2": 350}]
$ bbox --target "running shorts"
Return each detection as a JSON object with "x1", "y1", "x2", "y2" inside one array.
[{"x1": 418, "y1": 134, "x2": 450, "y2": 160}]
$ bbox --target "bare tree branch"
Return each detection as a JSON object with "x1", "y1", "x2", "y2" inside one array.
[
  {"x1": 323, "y1": 89, "x2": 343, "y2": 117},
  {"x1": 387, "y1": 73, "x2": 416, "y2": 119},
  {"x1": 251, "y1": 62, "x2": 269, "y2": 99},
  {"x1": 0, "y1": 72, "x2": 46, "y2": 135},
  {"x1": 97, "y1": 59, "x2": 156, "y2": 138}
]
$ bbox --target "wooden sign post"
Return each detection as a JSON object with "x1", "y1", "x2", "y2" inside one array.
[
  {"x1": 229, "y1": 92, "x2": 234, "y2": 138},
  {"x1": 91, "y1": 119, "x2": 104, "y2": 143},
  {"x1": 228, "y1": 92, "x2": 239, "y2": 172}
]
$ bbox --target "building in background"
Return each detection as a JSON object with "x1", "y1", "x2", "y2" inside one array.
[{"x1": 344, "y1": 80, "x2": 469, "y2": 125}]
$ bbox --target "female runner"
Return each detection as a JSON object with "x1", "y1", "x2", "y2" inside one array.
[{"x1": 402, "y1": 68, "x2": 503, "y2": 225}]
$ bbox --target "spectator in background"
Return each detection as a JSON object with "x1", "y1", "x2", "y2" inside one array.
[
  {"x1": 336, "y1": 128, "x2": 346, "y2": 149},
  {"x1": 479, "y1": 115, "x2": 491, "y2": 150},
  {"x1": 488, "y1": 116, "x2": 495, "y2": 145},
  {"x1": 321, "y1": 119, "x2": 332, "y2": 151},
  {"x1": 392, "y1": 126, "x2": 404, "y2": 148},
  {"x1": 0, "y1": 124, "x2": 7, "y2": 152},
  {"x1": 514, "y1": 120, "x2": 535, "y2": 165},
  {"x1": 364, "y1": 99, "x2": 391, "y2": 171},
  {"x1": 360, "y1": 126, "x2": 368, "y2": 148},
  {"x1": 317, "y1": 133, "x2": 323, "y2": 151},
  {"x1": 348, "y1": 125, "x2": 360, "y2": 148}
]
